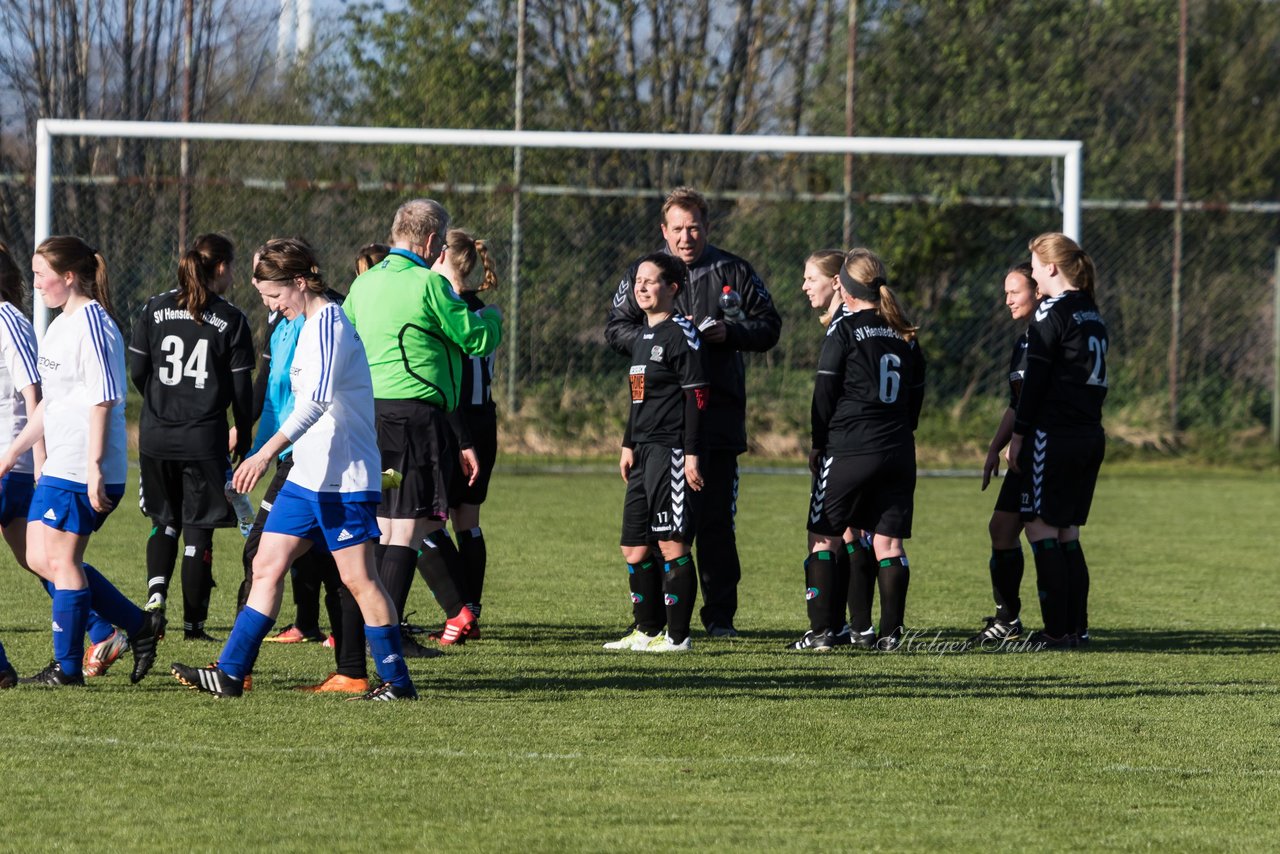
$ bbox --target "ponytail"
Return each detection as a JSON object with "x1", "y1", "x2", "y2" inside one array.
[
  {"x1": 841, "y1": 247, "x2": 918, "y2": 342},
  {"x1": 177, "y1": 233, "x2": 235, "y2": 324},
  {"x1": 35, "y1": 236, "x2": 118, "y2": 325},
  {"x1": 443, "y1": 228, "x2": 499, "y2": 292},
  {"x1": 473, "y1": 239, "x2": 498, "y2": 291},
  {"x1": 875, "y1": 283, "x2": 918, "y2": 343},
  {"x1": 92, "y1": 252, "x2": 117, "y2": 322},
  {"x1": 1028, "y1": 232, "x2": 1097, "y2": 300}
]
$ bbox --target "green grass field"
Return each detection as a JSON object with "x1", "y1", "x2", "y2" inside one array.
[{"x1": 2, "y1": 467, "x2": 1278, "y2": 851}]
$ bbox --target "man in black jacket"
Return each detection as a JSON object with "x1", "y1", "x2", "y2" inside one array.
[{"x1": 605, "y1": 187, "x2": 782, "y2": 636}]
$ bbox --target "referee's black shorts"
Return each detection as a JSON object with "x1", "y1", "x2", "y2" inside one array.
[
  {"x1": 139, "y1": 453, "x2": 236, "y2": 529},
  {"x1": 1018, "y1": 428, "x2": 1105, "y2": 528},
  {"x1": 374, "y1": 398, "x2": 454, "y2": 521},
  {"x1": 807, "y1": 445, "x2": 916, "y2": 539}
]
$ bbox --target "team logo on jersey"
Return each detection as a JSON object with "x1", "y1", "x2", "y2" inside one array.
[
  {"x1": 650, "y1": 345, "x2": 664, "y2": 363},
  {"x1": 629, "y1": 365, "x2": 646, "y2": 402},
  {"x1": 613, "y1": 279, "x2": 631, "y2": 307}
]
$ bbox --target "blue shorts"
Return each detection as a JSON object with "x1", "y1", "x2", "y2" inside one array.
[
  {"x1": 0, "y1": 472, "x2": 34, "y2": 527},
  {"x1": 29, "y1": 478, "x2": 126, "y2": 536},
  {"x1": 261, "y1": 484, "x2": 380, "y2": 552}
]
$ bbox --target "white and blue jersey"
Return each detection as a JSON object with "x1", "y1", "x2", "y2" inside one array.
[
  {"x1": 277, "y1": 302, "x2": 380, "y2": 504},
  {"x1": 38, "y1": 301, "x2": 128, "y2": 491},
  {"x1": 0, "y1": 301, "x2": 39, "y2": 475}
]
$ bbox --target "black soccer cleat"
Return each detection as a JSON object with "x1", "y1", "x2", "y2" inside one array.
[
  {"x1": 787, "y1": 629, "x2": 836, "y2": 651},
  {"x1": 350, "y1": 680, "x2": 418, "y2": 701},
  {"x1": 849, "y1": 627, "x2": 878, "y2": 649},
  {"x1": 130, "y1": 609, "x2": 167, "y2": 683},
  {"x1": 966, "y1": 616, "x2": 1023, "y2": 649},
  {"x1": 183, "y1": 628, "x2": 221, "y2": 643},
  {"x1": 1025, "y1": 630, "x2": 1077, "y2": 651},
  {"x1": 20, "y1": 660, "x2": 86, "y2": 687},
  {"x1": 170, "y1": 662, "x2": 244, "y2": 698},
  {"x1": 875, "y1": 627, "x2": 904, "y2": 652}
]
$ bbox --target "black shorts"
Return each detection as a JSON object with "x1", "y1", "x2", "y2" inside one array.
[
  {"x1": 993, "y1": 469, "x2": 1022, "y2": 514},
  {"x1": 1019, "y1": 429, "x2": 1105, "y2": 528},
  {"x1": 449, "y1": 408, "x2": 497, "y2": 507},
  {"x1": 807, "y1": 445, "x2": 916, "y2": 539},
  {"x1": 620, "y1": 444, "x2": 692, "y2": 546},
  {"x1": 375, "y1": 398, "x2": 454, "y2": 520},
  {"x1": 139, "y1": 453, "x2": 236, "y2": 529}
]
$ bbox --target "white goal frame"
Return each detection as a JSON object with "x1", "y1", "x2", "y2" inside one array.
[{"x1": 33, "y1": 118, "x2": 1082, "y2": 338}]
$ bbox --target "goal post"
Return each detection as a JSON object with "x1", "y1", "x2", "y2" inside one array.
[{"x1": 33, "y1": 118, "x2": 1082, "y2": 338}]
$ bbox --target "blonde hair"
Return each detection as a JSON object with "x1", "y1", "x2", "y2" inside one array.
[
  {"x1": 35, "y1": 235, "x2": 117, "y2": 322},
  {"x1": 1028, "y1": 232, "x2": 1096, "y2": 299},
  {"x1": 661, "y1": 186, "x2": 708, "y2": 225},
  {"x1": 842, "y1": 248, "x2": 918, "y2": 342},
  {"x1": 807, "y1": 248, "x2": 845, "y2": 326},
  {"x1": 443, "y1": 229, "x2": 499, "y2": 291}
]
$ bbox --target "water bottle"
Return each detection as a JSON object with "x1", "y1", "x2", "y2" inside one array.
[
  {"x1": 719, "y1": 285, "x2": 744, "y2": 321},
  {"x1": 224, "y1": 481, "x2": 256, "y2": 538}
]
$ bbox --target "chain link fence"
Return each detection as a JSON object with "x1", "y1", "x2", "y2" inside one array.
[{"x1": 3, "y1": 132, "x2": 1277, "y2": 460}]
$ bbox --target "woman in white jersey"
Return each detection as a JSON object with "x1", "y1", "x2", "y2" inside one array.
[
  {"x1": 0, "y1": 236, "x2": 164, "y2": 686},
  {"x1": 171, "y1": 240, "x2": 417, "y2": 700}
]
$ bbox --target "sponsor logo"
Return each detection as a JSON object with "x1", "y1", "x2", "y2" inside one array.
[
  {"x1": 43, "y1": 508, "x2": 56, "y2": 520},
  {"x1": 336, "y1": 529, "x2": 354, "y2": 542},
  {"x1": 381, "y1": 654, "x2": 401, "y2": 665},
  {"x1": 38, "y1": 356, "x2": 61, "y2": 372},
  {"x1": 52, "y1": 620, "x2": 63, "y2": 632}
]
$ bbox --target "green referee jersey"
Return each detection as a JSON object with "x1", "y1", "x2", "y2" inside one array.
[{"x1": 343, "y1": 248, "x2": 503, "y2": 409}]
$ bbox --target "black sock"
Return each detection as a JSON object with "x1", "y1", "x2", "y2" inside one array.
[
  {"x1": 1031, "y1": 538, "x2": 1069, "y2": 637},
  {"x1": 990, "y1": 547, "x2": 1024, "y2": 623},
  {"x1": 847, "y1": 539, "x2": 876, "y2": 633},
  {"x1": 662, "y1": 555, "x2": 697, "y2": 644},
  {"x1": 290, "y1": 552, "x2": 325, "y2": 636},
  {"x1": 179, "y1": 527, "x2": 214, "y2": 631},
  {"x1": 803, "y1": 550, "x2": 839, "y2": 633},
  {"x1": 146, "y1": 524, "x2": 179, "y2": 600},
  {"x1": 831, "y1": 545, "x2": 851, "y2": 630},
  {"x1": 876, "y1": 555, "x2": 910, "y2": 638},
  {"x1": 456, "y1": 527, "x2": 487, "y2": 617},
  {"x1": 335, "y1": 586, "x2": 367, "y2": 679},
  {"x1": 1063, "y1": 540, "x2": 1089, "y2": 636},
  {"x1": 418, "y1": 530, "x2": 466, "y2": 619},
  {"x1": 378, "y1": 545, "x2": 418, "y2": 620},
  {"x1": 627, "y1": 555, "x2": 664, "y2": 635}
]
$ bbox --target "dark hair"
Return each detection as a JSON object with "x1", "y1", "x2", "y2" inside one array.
[
  {"x1": 177, "y1": 233, "x2": 234, "y2": 324},
  {"x1": 1007, "y1": 262, "x2": 1035, "y2": 292},
  {"x1": 442, "y1": 229, "x2": 498, "y2": 291},
  {"x1": 355, "y1": 243, "x2": 390, "y2": 275},
  {"x1": 35, "y1": 235, "x2": 116, "y2": 322},
  {"x1": 255, "y1": 238, "x2": 324, "y2": 294},
  {"x1": 1028, "y1": 232, "x2": 1097, "y2": 299},
  {"x1": 0, "y1": 241, "x2": 25, "y2": 309},
  {"x1": 637, "y1": 252, "x2": 689, "y2": 291}
]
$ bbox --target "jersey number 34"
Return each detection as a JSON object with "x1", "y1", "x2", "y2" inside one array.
[{"x1": 158, "y1": 335, "x2": 210, "y2": 389}]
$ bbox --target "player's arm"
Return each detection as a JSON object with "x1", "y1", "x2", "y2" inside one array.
[
  {"x1": 907, "y1": 343, "x2": 926, "y2": 432},
  {"x1": 604, "y1": 268, "x2": 644, "y2": 356},
  {"x1": 429, "y1": 279, "x2": 503, "y2": 357},
  {"x1": 810, "y1": 331, "x2": 847, "y2": 469},
  {"x1": 0, "y1": 320, "x2": 44, "y2": 476},
  {"x1": 1009, "y1": 317, "x2": 1059, "y2": 471},
  {"x1": 126, "y1": 305, "x2": 152, "y2": 395},
  {"x1": 228, "y1": 315, "x2": 256, "y2": 460},
  {"x1": 723, "y1": 267, "x2": 782, "y2": 353},
  {"x1": 0, "y1": 398, "x2": 43, "y2": 479}
]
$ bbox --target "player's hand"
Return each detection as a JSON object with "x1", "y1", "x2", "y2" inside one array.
[
  {"x1": 460, "y1": 447, "x2": 479, "y2": 486},
  {"x1": 619, "y1": 447, "x2": 634, "y2": 482},
  {"x1": 228, "y1": 427, "x2": 238, "y2": 456},
  {"x1": 685, "y1": 455, "x2": 703, "y2": 491},
  {"x1": 982, "y1": 447, "x2": 1001, "y2": 490},
  {"x1": 700, "y1": 320, "x2": 727, "y2": 344},
  {"x1": 1005, "y1": 434, "x2": 1024, "y2": 474},
  {"x1": 87, "y1": 466, "x2": 111, "y2": 513},
  {"x1": 233, "y1": 452, "x2": 271, "y2": 495},
  {"x1": 808, "y1": 448, "x2": 824, "y2": 475}
]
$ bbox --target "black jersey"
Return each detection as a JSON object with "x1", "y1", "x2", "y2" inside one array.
[
  {"x1": 811, "y1": 308, "x2": 926, "y2": 456},
  {"x1": 128, "y1": 290, "x2": 255, "y2": 460},
  {"x1": 623, "y1": 315, "x2": 709, "y2": 453},
  {"x1": 1013, "y1": 290, "x2": 1108, "y2": 436},
  {"x1": 458, "y1": 291, "x2": 496, "y2": 413},
  {"x1": 606, "y1": 243, "x2": 781, "y2": 453},
  {"x1": 1007, "y1": 329, "x2": 1030, "y2": 408}
]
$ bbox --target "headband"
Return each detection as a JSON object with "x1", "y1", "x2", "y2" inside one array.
[{"x1": 838, "y1": 267, "x2": 885, "y2": 302}]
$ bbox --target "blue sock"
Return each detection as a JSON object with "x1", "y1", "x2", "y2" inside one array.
[
  {"x1": 217, "y1": 607, "x2": 274, "y2": 680},
  {"x1": 365, "y1": 623, "x2": 412, "y2": 689},
  {"x1": 52, "y1": 588, "x2": 91, "y2": 676},
  {"x1": 0, "y1": 637, "x2": 10, "y2": 671},
  {"x1": 41, "y1": 578, "x2": 115, "y2": 644},
  {"x1": 83, "y1": 564, "x2": 144, "y2": 636}
]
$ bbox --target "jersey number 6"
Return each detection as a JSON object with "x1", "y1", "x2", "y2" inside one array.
[{"x1": 879, "y1": 353, "x2": 901, "y2": 404}]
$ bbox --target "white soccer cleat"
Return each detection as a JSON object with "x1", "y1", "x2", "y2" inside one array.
[
  {"x1": 602, "y1": 628, "x2": 661, "y2": 650},
  {"x1": 643, "y1": 633, "x2": 692, "y2": 652}
]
